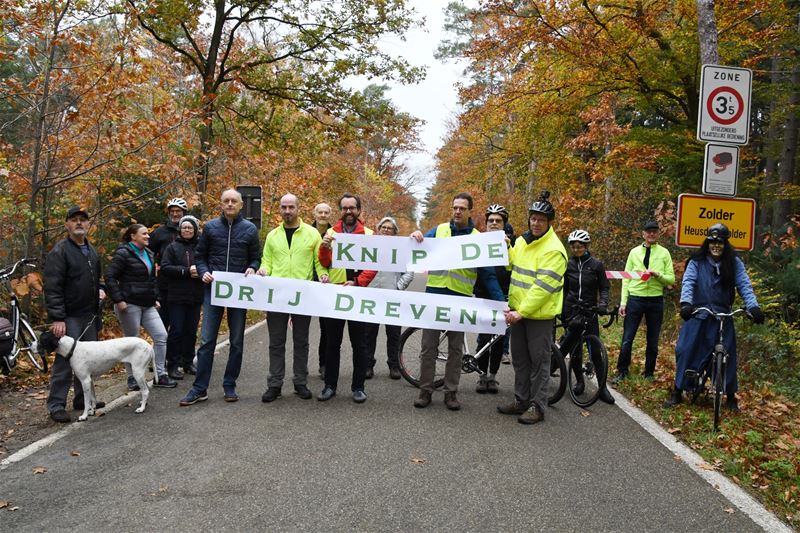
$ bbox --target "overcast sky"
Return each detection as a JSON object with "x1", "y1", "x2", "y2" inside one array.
[{"x1": 375, "y1": 1, "x2": 469, "y2": 198}]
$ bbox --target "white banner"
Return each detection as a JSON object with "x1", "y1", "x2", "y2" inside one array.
[
  {"x1": 211, "y1": 272, "x2": 507, "y2": 334},
  {"x1": 331, "y1": 231, "x2": 509, "y2": 272}
]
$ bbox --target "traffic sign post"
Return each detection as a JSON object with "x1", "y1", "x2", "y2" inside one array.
[
  {"x1": 697, "y1": 65, "x2": 752, "y2": 145},
  {"x1": 702, "y1": 143, "x2": 739, "y2": 197},
  {"x1": 676, "y1": 193, "x2": 755, "y2": 250}
]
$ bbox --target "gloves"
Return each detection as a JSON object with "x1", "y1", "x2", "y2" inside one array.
[
  {"x1": 680, "y1": 303, "x2": 695, "y2": 321},
  {"x1": 568, "y1": 316, "x2": 584, "y2": 331},
  {"x1": 749, "y1": 307, "x2": 765, "y2": 324}
]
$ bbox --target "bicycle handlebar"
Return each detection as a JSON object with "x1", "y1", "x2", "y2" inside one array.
[
  {"x1": 692, "y1": 307, "x2": 749, "y2": 319},
  {"x1": 0, "y1": 258, "x2": 37, "y2": 280}
]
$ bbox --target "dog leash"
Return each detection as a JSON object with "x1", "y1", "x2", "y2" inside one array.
[{"x1": 64, "y1": 312, "x2": 100, "y2": 361}]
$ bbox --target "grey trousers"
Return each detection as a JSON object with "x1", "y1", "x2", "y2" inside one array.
[
  {"x1": 510, "y1": 318, "x2": 553, "y2": 408},
  {"x1": 419, "y1": 328, "x2": 464, "y2": 393},
  {"x1": 47, "y1": 315, "x2": 97, "y2": 413},
  {"x1": 266, "y1": 312, "x2": 311, "y2": 389},
  {"x1": 115, "y1": 303, "x2": 167, "y2": 376}
]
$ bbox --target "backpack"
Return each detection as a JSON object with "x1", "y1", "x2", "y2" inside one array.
[{"x1": 0, "y1": 317, "x2": 13, "y2": 357}]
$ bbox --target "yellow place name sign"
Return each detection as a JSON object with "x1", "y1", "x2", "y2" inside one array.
[{"x1": 676, "y1": 193, "x2": 756, "y2": 250}]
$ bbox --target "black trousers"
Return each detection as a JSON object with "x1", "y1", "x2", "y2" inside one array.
[
  {"x1": 364, "y1": 323, "x2": 401, "y2": 370},
  {"x1": 323, "y1": 317, "x2": 368, "y2": 392}
]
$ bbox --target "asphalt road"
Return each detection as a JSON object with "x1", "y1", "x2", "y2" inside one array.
[{"x1": 0, "y1": 314, "x2": 765, "y2": 532}]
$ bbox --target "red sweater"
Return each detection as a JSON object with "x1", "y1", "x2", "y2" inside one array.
[{"x1": 318, "y1": 219, "x2": 377, "y2": 286}]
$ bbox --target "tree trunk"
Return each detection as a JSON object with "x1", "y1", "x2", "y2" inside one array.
[
  {"x1": 759, "y1": 56, "x2": 782, "y2": 227},
  {"x1": 696, "y1": 0, "x2": 720, "y2": 66},
  {"x1": 773, "y1": 63, "x2": 800, "y2": 228}
]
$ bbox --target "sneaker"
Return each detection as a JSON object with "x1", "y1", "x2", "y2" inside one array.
[
  {"x1": 518, "y1": 403, "x2": 545, "y2": 425},
  {"x1": 352, "y1": 389, "x2": 367, "y2": 403},
  {"x1": 572, "y1": 380, "x2": 585, "y2": 396},
  {"x1": 610, "y1": 372, "x2": 627, "y2": 386},
  {"x1": 497, "y1": 400, "x2": 528, "y2": 415},
  {"x1": 444, "y1": 391, "x2": 461, "y2": 411},
  {"x1": 154, "y1": 375, "x2": 178, "y2": 388},
  {"x1": 261, "y1": 387, "x2": 281, "y2": 403},
  {"x1": 179, "y1": 389, "x2": 208, "y2": 406},
  {"x1": 223, "y1": 387, "x2": 239, "y2": 402},
  {"x1": 501, "y1": 353, "x2": 511, "y2": 365},
  {"x1": 317, "y1": 387, "x2": 336, "y2": 401},
  {"x1": 168, "y1": 367, "x2": 184, "y2": 380},
  {"x1": 183, "y1": 364, "x2": 197, "y2": 375},
  {"x1": 365, "y1": 367, "x2": 374, "y2": 380},
  {"x1": 725, "y1": 394, "x2": 740, "y2": 412},
  {"x1": 486, "y1": 380, "x2": 499, "y2": 394},
  {"x1": 476, "y1": 379, "x2": 489, "y2": 394},
  {"x1": 663, "y1": 388, "x2": 683, "y2": 408},
  {"x1": 389, "y1": 367, "x2": 402, "y2": 380},
  {"x1": 294, "y1": 385, "x2": 312, "y2": 400},
  {"x1": 50, "y1": 409, "x2": 71, "y2": 423},
  {"x1": 127, "y1": 376, "x2": 140, "y2": 391},
  {"x1": 73, "y1": 400, "x2": 105, "y2": 410},
  {"x1": 413, "y1": 390, "x2": 432, "y2": 408}
]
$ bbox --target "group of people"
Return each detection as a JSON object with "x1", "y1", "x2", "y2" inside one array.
[{"x1": 42, "y1": 188, "x2": 764, "y2": 425}]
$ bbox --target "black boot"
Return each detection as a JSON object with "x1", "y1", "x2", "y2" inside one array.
[
  {"x1": 663, "y1": 387, "x2": 682, "y2": 408},
  {"x1": 599, "y1": 387, "x2": 615, "y2": 404}
]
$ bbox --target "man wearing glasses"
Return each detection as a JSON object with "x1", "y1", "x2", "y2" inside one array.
[
  {"x1": 317, "y1": 193, "x2": 376, "y2": 403},
  {"x1": 410, "y1": 192, "x2": 504, "y2": 411},
  {"x1": 611, "y1": 220, "x2": 675, "y2": 384}
]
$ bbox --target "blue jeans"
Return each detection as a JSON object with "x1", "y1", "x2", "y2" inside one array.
[
  {"x1": 190, "y1": 287, "x2": 247, "y2": 393},
  {"x1": 616, "y1": 295, "x2": 664, "y2": 376}
]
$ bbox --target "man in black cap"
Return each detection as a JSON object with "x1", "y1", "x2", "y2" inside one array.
[
  {"x1": 43, "y1": 206, "x2": 105, "y2": 423},
  {"x1": 611, "y1": 220, "x2": 675, "y2": 384}
]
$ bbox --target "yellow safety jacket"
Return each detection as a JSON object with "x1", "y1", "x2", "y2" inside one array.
[
  {"x1": 620, "y1": 243, "x2": 675, "y2": 305},
  {"x1": 426, "y1": 223, "x2": 479, "y2": 296},
  {"x1": 259, "y1": 220, "x2": 327, "y2": 280},
  {"x1": 508, "y1": 227, "x2": 567, "y2": 320}
]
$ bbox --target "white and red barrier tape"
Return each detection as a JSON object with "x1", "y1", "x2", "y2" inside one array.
[{"x1": 605, "y1": 271, "x2": 652, "y2": 281}]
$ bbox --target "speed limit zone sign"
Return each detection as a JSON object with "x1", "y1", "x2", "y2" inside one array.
[{"x1": 697, "y1": 64, "x2": 752, "y2": 145}]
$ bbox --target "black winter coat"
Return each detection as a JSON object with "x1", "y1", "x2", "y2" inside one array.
[
  {"x1": 105, "y1": 244, "x2": 159, "y2": 307},
  {"x1": 44, "y1": 238, "x2": 102, "y2": 321},
  {"x1": 150, "y1": 220, "x2": 179, "y2": 263},
  {"x1": 195, "y1": 213, "x2": 261, "y2": 276},
  {"x1": 562, "y1": 253, "x2": 610, "y2": 319},
  {"x1": 161, "y1": 237, "x2": 204, "y2": 305}
]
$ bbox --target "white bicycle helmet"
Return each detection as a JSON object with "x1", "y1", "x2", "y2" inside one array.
[
  {"x1": 167, "y1": 198, "x2": 188, "y2": 211},
  {"x1": 567, "y1": 229, "x2": 591, "y2": 244},
  {"x1": 485, "y1": 203, "x2": 509, "y2": 222}
]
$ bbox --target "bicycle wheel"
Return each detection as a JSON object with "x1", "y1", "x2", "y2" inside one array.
[
  {"x1": 19, "y1": 315, "x2": 47, "y2": 372},
  {"x1": 547, "y1": 343, "x2": 567, "y2": 405},
  {"x1": 398, "y1": 327, "x2": 446, "y2": 388},
  {"x1": 568, "y1": 334, "x2": 607, "y2": 408},
  {"x1": 712, "y1": 349, "x2": 725, "y2": 431}
]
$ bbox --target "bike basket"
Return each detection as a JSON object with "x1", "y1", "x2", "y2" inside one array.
[{"x1": 0, "y1": 317, "x2": 13, "y2": 356}]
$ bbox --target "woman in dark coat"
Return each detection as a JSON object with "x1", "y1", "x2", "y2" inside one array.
[
  {"x1": 106, "y1": 224, "x2": 175, "y2": 389},
  {"x1": 160, "y1": 216, "x2": 204, "y2": 379}
]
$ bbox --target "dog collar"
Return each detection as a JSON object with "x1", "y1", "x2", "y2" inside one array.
[{"x1": 65, "y1": 338, "x2": 78, "y2": 361}]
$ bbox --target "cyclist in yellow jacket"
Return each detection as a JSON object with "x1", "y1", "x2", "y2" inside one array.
[
  {"x1": 498, "y1": 191, "x2": 567, "y2": 425},
  {"x1": 257, "y1": 193, "x2": 329, "y2": 403}
]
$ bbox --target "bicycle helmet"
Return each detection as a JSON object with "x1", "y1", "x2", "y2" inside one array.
[
  {"x1": 528, "y1": 191, "x2": 555, "y2": 220},
  {"x1": 167, "y1": 198, "x2": 188, "y2": 212},
  {"x1": 485, "y1": 204, "x2": 509, "y2": 222},
  {"x1": 706, "y1": 223, "x2": 730, "y2": 243},
  {"x1": 567, "y1": 229, "x2": 591, "y2": 244}
]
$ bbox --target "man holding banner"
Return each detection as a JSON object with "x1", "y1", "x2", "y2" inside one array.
[
  {"x1": 317, "y1": 193, "x2": 376, "y2": 403},
  {"x1": 411, "y1": 192, "x2": 504, "y2": 411},
  {"x1": 258, "y1": 194, "x2": 329, "y2": 403}
]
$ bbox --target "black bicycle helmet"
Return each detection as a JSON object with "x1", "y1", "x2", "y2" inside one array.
[
  {"x1": 707, "y1": 223, "x2": 730, "y2": 243},
  {"x1": 528, "y1": 191, "x2": 555, "y2": 221},
  {"x1": 485, "y1": 204, "x2": 509, "y2": 222}
]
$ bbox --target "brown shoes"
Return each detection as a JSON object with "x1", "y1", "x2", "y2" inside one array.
[
  {"x1": 517, "y1": 403, "x2": 545, "y2": 425},
  {"x1": 497, "y1": 400, "x2": 528, "y2": 415},
  {"x1": 444, "y1": 391, "x2": 461, "y2": 411},
  {"x1": 413, "y1": 390, "x2": 432, "y2": 408}
]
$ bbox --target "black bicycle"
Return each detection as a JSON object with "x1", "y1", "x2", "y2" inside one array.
[
  {"x1": 0, "y1": 258, "x2": 47, "y2": 375},
  {"x1": 683, "y1": 307, "x2": 748, "y2": 431},
  {"x1": 553, "y1": 305, "x2": 617, "y2": 408},
  {"x1": 398, "y1": 327, "x2": 567, "y2": 406}
]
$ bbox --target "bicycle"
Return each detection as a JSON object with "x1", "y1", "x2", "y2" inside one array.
[
  {"x1": 0, "y1": 258, "x2": 47, "y2": 375},
  {"x1": 683, "y1": 307, "x2": 748, "y2": 431},
  {"x1": 398, "y1": 327, "x2": 567, "y2": 406},
  {"x1": 553, "y1": 305, "x2": 617, "y2": 408}
]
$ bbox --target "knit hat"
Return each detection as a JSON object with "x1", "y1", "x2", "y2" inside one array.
[
  {"x1": 376, "y1": 216, "x2": 399, "y2": 232},
  {"x1": 179, "y1": 215, "x2": 200, "y2": 234}
]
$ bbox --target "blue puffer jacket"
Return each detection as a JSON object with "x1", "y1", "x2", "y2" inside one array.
[{"x1": 195, "y1": 213, "x2": 261, "y2": 276}]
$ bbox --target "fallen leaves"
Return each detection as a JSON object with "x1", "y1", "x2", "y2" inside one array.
[
  {"x1": 70, "y1": 450, "x2": 80, "y2": 457},
  {"x1": 32, "y1": 466, "x2": 47, "y2": 474},
  {"x1": 724, "y1": 508, "x2": 735, "y2": 514},
  {"x1": 410, "y1": 457, "x2": 426, "y2": 465}
]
